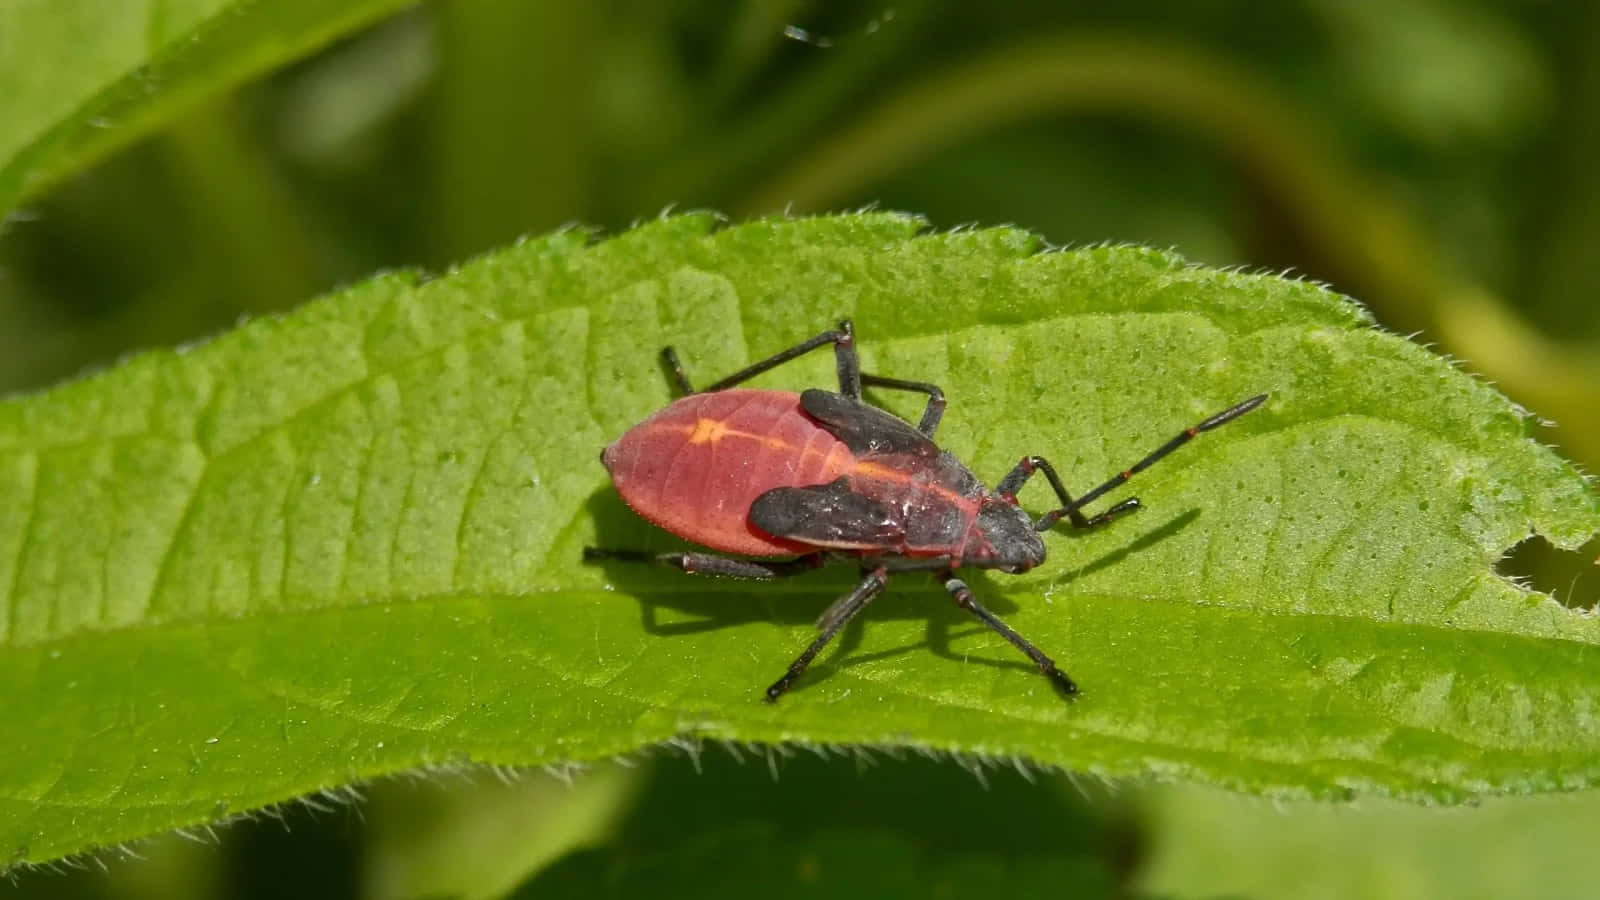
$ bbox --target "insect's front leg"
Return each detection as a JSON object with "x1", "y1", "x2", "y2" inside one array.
[
  {"x1": 995, "y1": 456, "x2": 1140, "y2": 531},
  {"x1": 940, "y1": 572, "x2": 1078, "y2": 698},
  {"x1": 582, "y1": 548, "x2": 825, "y2": 579},
  {"x1": 1020, "y1": 395, "x2": 1269, "y2": 531},
  {"x1": 998, "y1": 396, "x2": 1268, "y2": 532}
]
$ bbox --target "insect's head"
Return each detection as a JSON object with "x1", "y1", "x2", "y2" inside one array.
[{"x1": 967, "y1": 499, "x2": 1047, "y2": 573}]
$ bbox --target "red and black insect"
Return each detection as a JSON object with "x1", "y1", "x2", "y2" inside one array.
[{"x1": 586, "y1": 320, "x2": 1264, "y2": 702}]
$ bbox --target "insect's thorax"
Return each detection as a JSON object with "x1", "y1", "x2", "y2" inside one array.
[
  {"x1": 837, "y1": 451, "x2": 981, "y2": 555},
  {"x1": 842, "y1": 453, "x2": 1044, "y2": 570}
]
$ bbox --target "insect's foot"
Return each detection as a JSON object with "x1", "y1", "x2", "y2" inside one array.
[
  {"x1": 1043, "y1": 664, "x2": 1079, "y2": 699},
  {"x1": 763, "y1": 679, "x2": 792, "y2": 704},
  {"x1": 1087, "y1": 497, "x2": 1142, "y2": 528}
]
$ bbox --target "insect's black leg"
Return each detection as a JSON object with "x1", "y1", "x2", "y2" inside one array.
[
  {"x1": 941, "y1": 572, "x2": 1077, "y2": 698},
  {"x1": 996, "y1": 457, "x2": 1142, "y2": 531},
  {"x1": 765, "y1": 566, "x2": 889, "y2": 702},
  {"x1": 582, "y1": 548, "x2": 825, "y2": 579},
  {"x1": 1002, "y1": 395, "x2": 1268, "y2": 532},
  {"x1": 660, "y1": 347, "x2": 696, "y2": 397},
  {"x1": 661, "y1": 320, "x2": 863, "y2": 399},
  {"x1": 859, "y1": 373, "x2": 946, "y2": 437}
]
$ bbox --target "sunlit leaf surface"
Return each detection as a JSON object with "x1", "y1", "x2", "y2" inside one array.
[{"x1": 1, "y1": 214, "x2": 1595, "y2": 869}]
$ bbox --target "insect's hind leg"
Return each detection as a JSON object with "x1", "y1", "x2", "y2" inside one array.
[
  {"x1": 765, "y1": 566, "x2": 889, "y2": 702},
  {"x1": 660, "y1": 320, "x2": 862, "y2": 399},
  {"x1": 659, "y1": 321, "x2": 946, "y2": 435},
  {"x1": 582, "y1": 548, "x2": 825, "y2": 579},
  {"x1": 941, "y1": 572, "x2": 1078, "y2": 698}
]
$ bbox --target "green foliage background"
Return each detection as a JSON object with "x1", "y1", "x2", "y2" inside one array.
[{"x1": 3, "y1": 1, "x2": 1599, "y2": 898}]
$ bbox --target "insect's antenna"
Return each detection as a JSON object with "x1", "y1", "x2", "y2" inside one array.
[{"x1": 1049, "y1": 394, "x2": 1267, "y2": 520}]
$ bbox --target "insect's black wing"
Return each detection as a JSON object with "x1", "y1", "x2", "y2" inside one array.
[
  {"x1": 750, "y1": 477, "x2": 905, "y2": 549},
  {"x1": 800, "y1": 389, "x2": 938, "y2": 458}
]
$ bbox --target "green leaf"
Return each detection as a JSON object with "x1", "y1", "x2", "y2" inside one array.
[
  {"x1": 0, "y1": 0, "x2": 416, "y2": 218},
  {"x1": 1139, "y1": 783, "x2": 1600, "y2": 899},
  {"x1": 514, "y1": 824, "x2": 1118, "y2": 900},
  {"x1": 512, "y1": 751, "x2": 1127, "y2": 899},
  {"x1": 1, "y1": 214, "x2": 1595, "y2": 870},
  {"x1": 362, "y1": 766, "x2": 637, "y2": 900},
  {"x1": 604, "y1": 744, "x2": 1131, "y2": 865}
]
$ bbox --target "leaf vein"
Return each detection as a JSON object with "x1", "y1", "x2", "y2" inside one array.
[
  {"x1": 335, "y1": 417, "x2": 378, "y2": 598},
  {"x1": 3, "y1": 452, "x2": 39, "y2": 645}
]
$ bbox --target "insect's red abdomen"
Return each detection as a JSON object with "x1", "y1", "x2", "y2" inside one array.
[{"x1": 602, "y1": 390, "x2": 856, "y2": 555}]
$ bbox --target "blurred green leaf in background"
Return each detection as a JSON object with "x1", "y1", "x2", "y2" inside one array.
[{"x1": 4, "y1": 1, "x2": 1600, "y2": 898}]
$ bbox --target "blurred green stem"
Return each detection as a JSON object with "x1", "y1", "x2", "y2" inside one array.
[
  {"x1": 427, "y1": 0, "x2": 597, "y2": 263},
  {"x1": 639, "y1": 0, "x2": 936, "y2": 211},
  {"x1": 1526, "y1": 3, "x2": 1600, "y2": 338},
  {"x1": 739, "y1": 33, "x2": 1600, "y2": 468},
  {"x1": 703, "y1": 0, "x2": 813, "y2": 110},
  {"x1": 163, "y1": 100, "x2": 324, "y2": 312}
]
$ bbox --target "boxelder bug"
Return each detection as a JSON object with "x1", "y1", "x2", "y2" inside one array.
[{"x1": 586, "y1": 320, "x2": 1265, "y2": 702}]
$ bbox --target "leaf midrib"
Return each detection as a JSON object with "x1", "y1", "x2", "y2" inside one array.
[{"x1": 2, "y1": 574, "x2": 1587, "y2": 661}]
